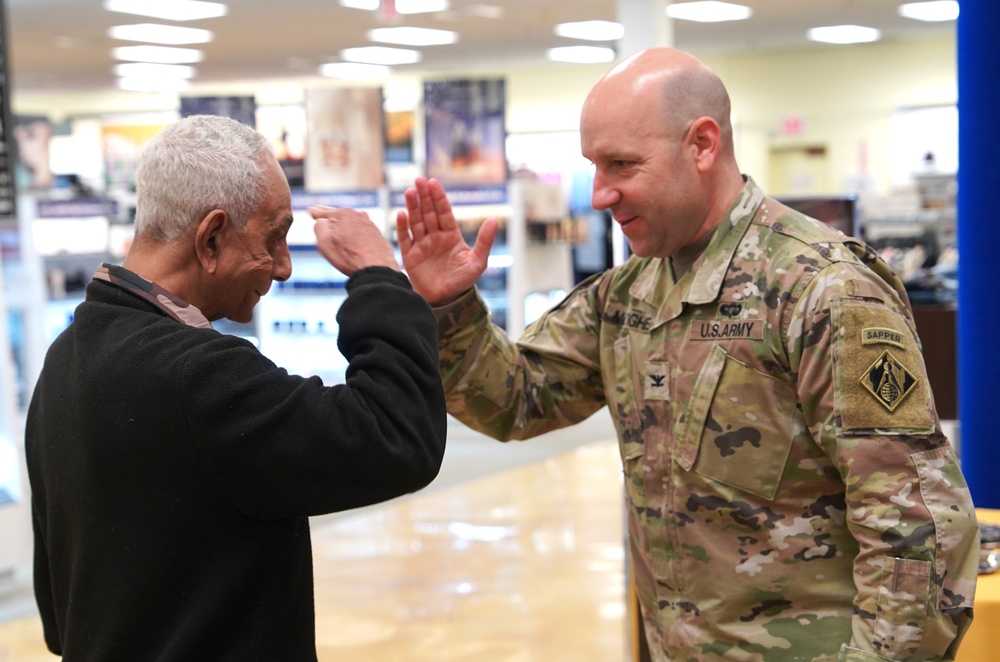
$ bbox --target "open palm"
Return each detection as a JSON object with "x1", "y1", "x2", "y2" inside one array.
[{"x1": 396, "y1": 177, "x2": 497, "y2": 306}]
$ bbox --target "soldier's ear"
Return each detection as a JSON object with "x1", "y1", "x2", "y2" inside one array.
[
  {"x1": 686, "y1": 116, "x2": 721, "y2": 173},
  {"x1": 194, "y1": 209, "x2": 228, "y2": 274}
]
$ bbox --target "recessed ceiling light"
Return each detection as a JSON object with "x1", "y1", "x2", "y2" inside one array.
[
  {"x1": 554, "y1": 20, "x2": 625, "y2": 41},
  {"x1": 113, "y1": 62, "x2": 196, "y2": 78},
  {"x1": 319, "y1": 62, "x2": 392, "y2": 79},
  {"x1": 898, "y1": 1, "x2": 959, "y2": 22},
  {"x1": 112, "y1": 45, "x2": 204, "y2": 64},
  {"x1": 807, "y1": 24, "x2": 881, "y2": 45},
  {"x1": 117, "y1": 76, "x2": 191, "y2": 92},
  {"x1": 103, "y1": 0, "x2": 227, "y2": 21},
  {"x1": 666, "y1": 1, "x2": 752, "y2": 23},
  {"x1": 546, "y1": 46, "x2": 616, "y2": 64},
  {"x1": 108, "y1": 23, "x2": 213, "y2": 45},
  {"x1": 339, "y1": 0, "x2": 449, "y2": 14},
  {"x1": 341, "y1": 46, "x2": 421, "y2": 65},
  {"x1": 368, "y1": 27, "x2": 458, "y2": 46}
]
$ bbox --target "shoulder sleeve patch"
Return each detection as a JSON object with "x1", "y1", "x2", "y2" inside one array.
[{"x1": 833, "y1": 300, "x2": 935, "y2": 434}]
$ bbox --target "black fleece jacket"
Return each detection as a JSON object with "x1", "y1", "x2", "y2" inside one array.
[{"x1": 25, "y1": 266, "x2": 447, "y2": 661}]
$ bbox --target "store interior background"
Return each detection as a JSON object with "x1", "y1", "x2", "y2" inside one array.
[{"x1": 0, "y1": 0, "x2": 962, "y2": 657}]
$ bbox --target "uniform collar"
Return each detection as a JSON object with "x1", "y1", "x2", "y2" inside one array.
[
  {"x1": 630, "y1": 176, "x2": 764, "y2": 326},
  {"x1": 686, "y1": 175, "x2": 764, "y2": 305},
  {"x1": 92, "y1": 263, "x2": 213, "y2": 329}
]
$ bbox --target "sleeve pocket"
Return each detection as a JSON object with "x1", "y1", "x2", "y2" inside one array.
[{"x1": 870, "y1": 556, "x2": 932, "y2": 659}]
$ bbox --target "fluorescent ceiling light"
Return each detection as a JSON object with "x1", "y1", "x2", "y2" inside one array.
[
  {"x1": 103, "y1": 0, "x2": 228, "y2": 21},
  {"x1": 117, "y1": 76, "x2": 191, "y2": 92},
  {"x1": 108, "y1": 23, "x2": 213, "y2": 44},
  {"x1": 666, "y1": 1, "x2": 752, "y2": 23},
  {"x1": 554, "y1": 20, "x2": 625, "y2": 41},
  {"x1": 898, "y1": 1, "x2": 959, "y2": 22},
  {"x1": 112, "y1": 45, "x2": 204, "y2": 64},
  {"x1": 113, "y1": 62, "x2": 196, "y2": 78},
  {"x1": 319, "y1": 62, "x2": 392, "y2": 79},
  {"x1": 368, "y1": 27, "x2": 458, "y2": 46},
  {"x1": 339, "y1": 0, "x2": 449, "y2": 14},
  {"x1": 546, "y1": 46, "x2": 616, "y2": 64},
  {"x1": 807, "y1": 24, "x2": 881, "y2": 45},
  {"x1": 341, "y1": 46, "x2": 421, "y2": 65}
]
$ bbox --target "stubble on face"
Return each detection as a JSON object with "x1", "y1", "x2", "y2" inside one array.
[{"x1": 581, "y1": 74, "x2": 700, "y2": 259}]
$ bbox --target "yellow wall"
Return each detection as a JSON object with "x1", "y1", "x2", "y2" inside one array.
[{"x1": 704, "y1": 36, "x2": 956, "y2": 196}]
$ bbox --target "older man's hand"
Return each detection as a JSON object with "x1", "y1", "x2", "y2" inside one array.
[{"x1": 310, "y1": 206, "x2": 401, "y2": 276}]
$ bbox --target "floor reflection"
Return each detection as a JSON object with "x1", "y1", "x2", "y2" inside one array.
[{"x1": 0, "y1": 438, "x2": 625, "y2": 661}]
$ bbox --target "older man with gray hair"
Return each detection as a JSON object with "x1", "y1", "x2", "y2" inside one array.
[{"x1": 26, "y1": 114, "x2": 447, "y2": 661}]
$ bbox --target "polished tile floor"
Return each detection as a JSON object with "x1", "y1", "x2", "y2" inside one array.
[{"x1": 0, "y1": 413, "x2": 627, "y2": 661}]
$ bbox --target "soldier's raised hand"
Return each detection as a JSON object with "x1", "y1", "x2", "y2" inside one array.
[{"x1": 395, "y1": 177, "x2": 497, "y2": 306}]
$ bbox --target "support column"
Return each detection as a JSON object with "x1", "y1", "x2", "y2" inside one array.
[
  {"x1": 616, "y1": 0, "x2": 673, "y2": 60},
  {"x1": 957, "y1": 0, "x2": 1000, "y2": 507}
]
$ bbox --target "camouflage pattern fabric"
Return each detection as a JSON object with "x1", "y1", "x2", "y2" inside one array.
[{"x1": 434, "y1": 177, "x2": 978, "y2": 661}]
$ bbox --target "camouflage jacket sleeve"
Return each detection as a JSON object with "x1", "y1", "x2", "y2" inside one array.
[
  {"x1": 433, "y1": 281, "x2": 608, "y2": 441},
  {"x1": 786, "y1": 251, "x2": 978, "y2": 661}
]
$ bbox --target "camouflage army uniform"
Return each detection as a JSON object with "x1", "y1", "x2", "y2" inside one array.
[{"x1": 434, "y1": 177, "x2": 978, "y2": 661}]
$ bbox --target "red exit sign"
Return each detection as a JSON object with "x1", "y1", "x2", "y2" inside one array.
[{"x1": 779, "y1": 115, "x2": 807, "y2": 136}]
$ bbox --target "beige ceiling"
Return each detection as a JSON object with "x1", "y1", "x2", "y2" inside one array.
[{"x1": 4, "y1": 0, "x2": 956, "y2": 94}]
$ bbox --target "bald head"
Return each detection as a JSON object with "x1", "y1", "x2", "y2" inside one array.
[
  {"x1": 585, "y1": 47, "x2": 734, "y2": 155},
  {"x1": 579, "y1": 47, "x2": 746, "y2": 258}
]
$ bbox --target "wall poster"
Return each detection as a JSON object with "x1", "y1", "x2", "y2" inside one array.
[
  {"x1": 180, "y1": 96, "x2": 257, "y2": 128},
  {"x1": 12, "y1": 115, "x2": 53, "y2": 192},
  {"x1": 256, "y1": 104, "x2": 307, "y2": 188},
  {"x1": 304, "y1": 87, "x2": 385, "y2": 192},
  {"x1": 385, "y1": 110, "x2": 414, "y2": 164},
  {"x1": 423, "y1": 78, "x2": 507, "y2": 186},
  {"x1": 101, "y1": 120, "x2": 168, "y2": 192}
]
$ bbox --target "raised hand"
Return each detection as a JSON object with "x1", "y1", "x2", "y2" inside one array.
[
  {"x1": 311, "y1": 206, "x2": 401, "y2": 275},
  {"x1": 396, "y1": 177, "x2": 497, "y2": 306}
]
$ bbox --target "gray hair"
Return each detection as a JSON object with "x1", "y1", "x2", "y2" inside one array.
[{"x1": 134, "y1": 114, "x2": 275, "y2": 242}]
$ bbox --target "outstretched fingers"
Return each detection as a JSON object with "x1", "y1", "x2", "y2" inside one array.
[
  {"x1": 472, "y1": 216, "x2": 499, "y2": 264},
  {"x1": 404, "y1": 185, "x2": 426, "y2": 242},
  {"x1": 399, "y1": 177, "x2": 464, "y2": 254},
  {"x1": 414, "y1": 177, "x2": 439, "y2": 234},
  {"x1": 425, "y1": 178, "x2": 457, "y2": 233}
]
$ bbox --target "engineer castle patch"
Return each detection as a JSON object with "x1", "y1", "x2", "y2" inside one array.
[{"x1": 860, "y1": 350, "x2": 918, "y2": 412}]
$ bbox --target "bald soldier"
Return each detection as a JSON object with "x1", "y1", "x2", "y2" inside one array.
[{"x1": 390, "y1": 48, "x2": 979, "y2": 660}]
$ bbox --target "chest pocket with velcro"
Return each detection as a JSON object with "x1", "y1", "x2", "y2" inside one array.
[{"x1": 675, "y1": 344, "x2": 797, "y2": 500}]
